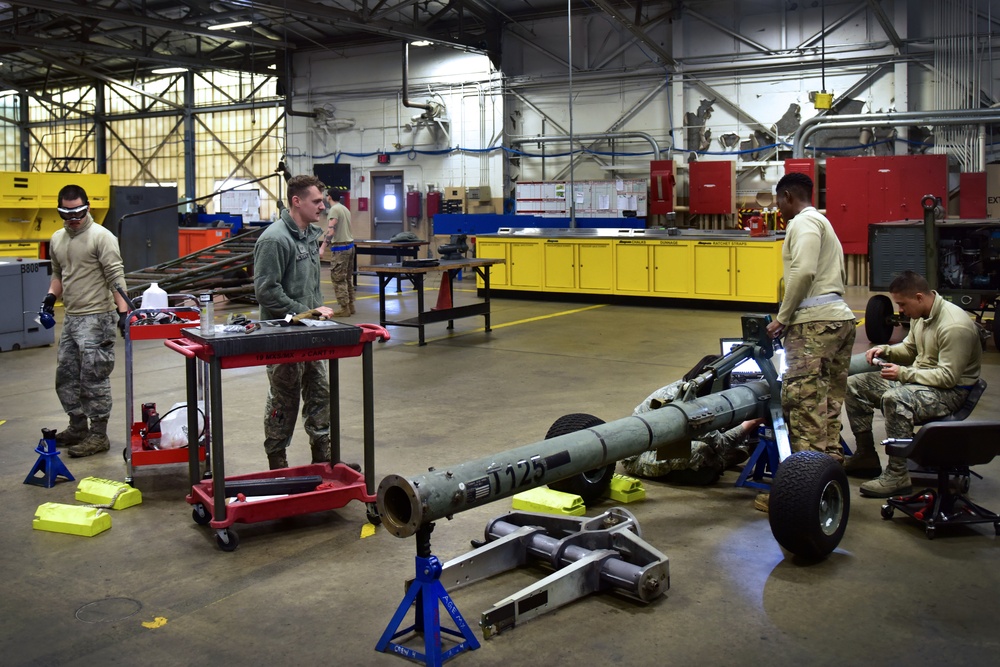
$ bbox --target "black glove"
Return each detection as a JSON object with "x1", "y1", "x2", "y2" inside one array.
[
  {"x1": 42, "y1": 292, "x2": 56, "y2": 316},
  {"x1": 117, "y1": 310, "x2": 129, "y2": 339}
]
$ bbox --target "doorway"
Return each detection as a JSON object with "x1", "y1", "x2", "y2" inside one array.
[{"x1": 371, "y1": 172, "x2": 404, "y2": 264}]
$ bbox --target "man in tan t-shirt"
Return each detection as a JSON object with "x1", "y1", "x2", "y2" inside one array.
[{"x1": 762, "y1": 172, "x2": 857, "y2": 511}]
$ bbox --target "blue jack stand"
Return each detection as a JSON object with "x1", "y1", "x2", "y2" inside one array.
[
  {"x1": 376, "y1": 524, "x2": 480, "y2": 666},
  {"x1": 24, "y1": 428, "x2": 75, "y2": 488},
  {"x1": 735, "y1": 425, "x2": 779, "y2": 490}
]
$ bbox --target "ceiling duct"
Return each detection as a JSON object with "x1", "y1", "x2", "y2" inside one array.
[{"x1": 402, "y1": 42, "x2": 443, "y2": 122}]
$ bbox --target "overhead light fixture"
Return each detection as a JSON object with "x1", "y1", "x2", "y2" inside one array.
[
  {"x1": 208, "y1": 20, "x2": 254, "y2": 31},
  {"x1": 151, "y1": 67, "x2": 188, "y2": 75},
  {"x1": 410, "y1": 40, "x2": 432, "y2": 47}
]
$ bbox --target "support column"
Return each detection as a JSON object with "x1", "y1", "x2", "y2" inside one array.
[
  {"x1": 95, "y1": 82, "x2": 107, "y2": 173},
  {"x1": 183, "y1": 71, "x2": 196, "y2": 210},
  {"x1": 893, "y1": 0, "x2": 909, "y2": 155},
  {"x1": 19, "y1": 91, "x2": 29, "y2": 170}
]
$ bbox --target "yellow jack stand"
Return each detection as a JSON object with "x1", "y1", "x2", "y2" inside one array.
[
  {"x1": 23, "y1": 428, "x2": 75, "y2": 488},
  {"x1": 511, "y1": 487, "x2": 585, "y2": 516}
]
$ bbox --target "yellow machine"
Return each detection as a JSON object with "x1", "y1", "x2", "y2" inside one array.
[{"x1": 0, "y1": 172, "x2": 110, "y2": 257}]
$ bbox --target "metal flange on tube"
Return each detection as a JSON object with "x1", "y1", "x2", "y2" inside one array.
[{"x1": 377, "y1": 380, "x2": 771, "y2": 538}]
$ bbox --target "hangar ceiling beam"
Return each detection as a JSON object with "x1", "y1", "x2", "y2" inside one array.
[
  {"x1": 866, "y1": 0, "x2": 903, "y2": 51},
  {"x1": 588, "y1": 0, "x2": 676, "y2": 67}
]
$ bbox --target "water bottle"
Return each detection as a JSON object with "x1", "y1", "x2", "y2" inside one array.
[
  {"x1": 140, "y1": 282, "x2": 168, "y2": 310},
  {"x1": 199, "y1": 292, "x2": 215, "y2": 335}
]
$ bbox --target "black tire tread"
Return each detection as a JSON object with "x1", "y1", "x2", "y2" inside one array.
[
  {"x1": 769, "y1": 451, "x2": 850, "y2": 559},
  {"x1": 544, "y1": 413, "x2": 614, "y2": 503},
  {"x1": 865, "y1": 294, "x2": 895, "y2": 344}
]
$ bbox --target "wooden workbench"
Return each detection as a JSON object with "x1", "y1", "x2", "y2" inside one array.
[{"x1": 357, "y1": 257, "x2": 505, "y2": 346}]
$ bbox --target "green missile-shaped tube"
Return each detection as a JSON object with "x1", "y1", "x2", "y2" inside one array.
[{"x1": 378, "y1": 380, "x2": 772, "y2": 538}]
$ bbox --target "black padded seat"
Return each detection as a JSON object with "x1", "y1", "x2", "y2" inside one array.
[
  {"x1": 915, "y1": 378, "x2": 987, "y2": 424},
  {"x1": 880, "y1": 420, "x2": 1000, "y2": 539}
]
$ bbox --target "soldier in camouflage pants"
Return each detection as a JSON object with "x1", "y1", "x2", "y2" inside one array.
[
  {"x1": 55, "y1": 313, "x2": 117, "y2": 448},
  {"x1": 264, "y1": 361, "x2": 330, "y2": 461},
  {"x1": 328, "y1": 247, "x2": 355, "y2": 315},
  {"x1": 781, "y1": 320, "x2": 856, "y2": 460}
]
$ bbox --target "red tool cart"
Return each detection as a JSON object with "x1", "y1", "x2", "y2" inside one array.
[
  {"x1": 124, "y1": 301, "x2": 207, "y2": 486},
  {"x1": 165, "y1": 321, "x2": 389, "y2": 551}
]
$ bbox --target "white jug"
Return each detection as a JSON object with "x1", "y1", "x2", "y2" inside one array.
[{"x1": 140, "y1": 282, "x2": 169, "y2": 310}]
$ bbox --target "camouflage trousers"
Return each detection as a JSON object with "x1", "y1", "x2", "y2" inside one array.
[
  {"x1": 845, "y1": 373, "x2": 970, "y2": 439},
  {"x1": 55, "y1": 312, "x2": 116, "y2": 425},
  {"x1": 329, "y1": 248, "x2": 355, "y2": 309},
  {"x1": 263, "y1": 360, "x2": 330, "y2": 456},
  {"x1": 781, "y1": 319, "x2": 856, "y2": 457}
]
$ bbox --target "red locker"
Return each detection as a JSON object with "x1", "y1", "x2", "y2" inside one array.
[
  {"x1": 649, "y1": 160, "x2": 676, "y2": 214},
  {"x1": 783, "y1": 158, "x2": 818, "y2": 206},
  {"x1": 959, "y1": 172, "x2": 987, "y2": 218},
  {"x1": 825, "y1": 155, "x2": 947, "y2": 254},
  {"x1": 689, "y1": 160, "x2": 736, "y2": 214}
]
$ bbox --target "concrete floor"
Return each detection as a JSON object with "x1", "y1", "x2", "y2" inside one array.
[{"x1": 2, "y1": 277, "x2": 998, "y2": 667}]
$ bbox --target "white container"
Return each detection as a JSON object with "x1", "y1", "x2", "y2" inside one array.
[
  {"x1": 199, "y1": 293, "x2": 214, "y2": 335},
  {"x1": 140, "y1": 282, "x2": 168, "y2": 310}
]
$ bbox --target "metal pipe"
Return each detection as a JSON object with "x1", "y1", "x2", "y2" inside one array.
[
  {"x1": 402, "y1": 43, "x2": 434, "y2": 117},
  {"x1": 509, "y1": 132, "x2": 664, "y2": 159},
  {"x1": 792, "y1": 109, "x2": 1000, "y2": 157},
  {"x1": 377, "y1": 380, "x2": 770, "y2": 537}
]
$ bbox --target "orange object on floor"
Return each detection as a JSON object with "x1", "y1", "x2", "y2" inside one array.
[{"x1": 432, "y1": 272, "x2": 453, "y2": 310}]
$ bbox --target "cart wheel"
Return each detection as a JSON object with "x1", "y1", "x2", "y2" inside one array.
[
  {"x1": 216, "y1": 528, "x2": 239, "y2": 552},
  {"x1": 544, "y1": 413, "x2": 614, "y2": 504},
  {"x1": 925, "y1": 526, "x2": 936, "y2": 540},
  {"x1": 192, "y1": 503, "x2": 211, "y2": 526},
  {"x1": 366, "y1": 502, "x2": 382, "y2": 526},
  {"x1": 122, "y1": 447, "x2": 129, "y2": 463},
  {"x1": 769, "y1": 451, "x2": 850, "y2": 560},
  {"x1": 202, "y1": 470, "x2": 213, "y2": 480},
  {"x1": 993, "y1": 522, "x2": 999, "y2": 536},
  {"x1": 865, "y1": 295, "x2": 895, "y2": 344},
  {"x1": 881, "y1": 504, "x2": 894, "y2": 520}
]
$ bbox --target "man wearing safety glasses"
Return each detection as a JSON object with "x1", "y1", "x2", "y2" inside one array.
[{"x1": 43, "y1": 184, "x2": 130, "y2": 457}]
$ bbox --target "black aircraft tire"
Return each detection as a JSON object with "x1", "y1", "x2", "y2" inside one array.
[
  {"x1": 865, "y1": 295, "x2": 895, "y2": 344},
  {"x1": 544, "y1": 413, "x2": 614, "y2": 503},
  {"x1": 769, "y1": 451, "x2": 850, "y2": 560}
]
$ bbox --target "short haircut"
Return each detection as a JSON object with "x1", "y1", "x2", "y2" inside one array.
[
  {"x1": 775, "y1": 172, "x2": 813, "y2": 202},
  {"x1": 58, "y1": 184, "x2": 89, "y2": 206},
  {"x1": 888, "y1": 270, "x2": 930, "y2": 297},
  {"x1": 327, "y1": 188, "x2": 343, "y2": 202},
  {"x1": 287, "y1": 175, "x2": 324, "y2": 204}
]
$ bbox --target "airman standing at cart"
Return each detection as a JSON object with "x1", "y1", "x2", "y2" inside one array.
[
  {"x1": 318, "y1": 188, "x2": 355, "y2": 318},
  {"x1": 45, "y1": 184, "x2": 131, "y2": 458},
  {"x1": 253, "y1": 175, "x2": 335, "y2": 470},
  {"x1": 763, "y1": 172, "x2": 856, "y2": 512},
  {"x1": 844, "y1": 270, "x2": 982, "y2": 497}
]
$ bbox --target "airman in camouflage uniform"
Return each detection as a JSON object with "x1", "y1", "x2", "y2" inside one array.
[
  {"x1": 254, "y1": 175, "x2": 336, "y2": 469},
  {"x1": 47, "y1": 184, "x2": 130, "y2": 458},
  {"x1": 763, "y1": 173, "x2": 856, "y2": 512},
  {"x1": 621, "y1": 380, "x2": 760, "y2": 485},
  {"x1": 845, "y1": 271, "x2": 981, "y2": 497},
  {"x1": 318, "y1": 189, "x2": 355, "y2": 318}
]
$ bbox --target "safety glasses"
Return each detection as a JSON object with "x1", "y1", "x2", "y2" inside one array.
[{"x1": 57, "y1": 204, "x2": 89, "y2": 222}]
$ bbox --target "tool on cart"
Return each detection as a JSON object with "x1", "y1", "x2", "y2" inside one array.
[{"x1": 289, "y1": 308, "x2": 329, "y2": 324}]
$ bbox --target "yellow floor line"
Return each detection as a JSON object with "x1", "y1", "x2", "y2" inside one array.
[
  {"x1": 405, "y1": 304, "x2": 607, "y2": 346},
  {"x1": 0, "y1": 419, "x2": 5, "y2": 427}
]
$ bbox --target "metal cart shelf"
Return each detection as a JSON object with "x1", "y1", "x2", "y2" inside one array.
[
  {"x1": 164, "y1": 321, "x2": 389, "y2": 551},
  {"x1": 124, "y1": 302, "x2": 208, "y2": 485}
]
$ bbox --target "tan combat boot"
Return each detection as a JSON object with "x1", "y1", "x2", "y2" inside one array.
[
  {"x1": 310, "y1": 436, "x2": 331, "y2": 464},
  {"x1": 68, "y1": 419, "x2": 110, "y2": 458},
  {"x1": 859, "y1": 455, "x2": 912, "y2": 498},
  {"x1": 267, "y1": 450, "x2": 288, "y2": 470},
  {"x1": 348, "y1": 302, "x2": 356, "y2": 315},
  {"x1": 844, "y1": 431, "x2": 883, "y2": 479},
  {"x1": 55, "y1": 414, "x2": 89, "y2": 447}
]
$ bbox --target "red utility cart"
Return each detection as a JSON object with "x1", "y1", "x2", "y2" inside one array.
[{"x1": 165, "y1": 321, "x2": 389, "y2": 551}]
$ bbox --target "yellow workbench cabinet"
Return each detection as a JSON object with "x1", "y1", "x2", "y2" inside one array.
[
  {"x1": 476, "y1": 240, "x2": 509, "y2": 287},
  {"x1": 508, "y1": 240, "x2": 543, "y2": 288},
  {"x1": 577, "y1": 240, "x2": 613, "y2": 292},
  {"x1": 693, "y1": 242, "x2": 733, "y2": 298},
  {"x1": 735, "y1": 244, "x2": 781, "y2": 300},
  {"x1": 543, "y1": 240, "x2": 576, "y2": 290},
  {"x1": 651, "y1": 241, "x2": 693, "y2": 296},
  {"x1": 615, "y1": 240, "x2": 651, "y2": 294},
  {"x1": 0, "y1": 171, "x2": 110, "y2": 244}
]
